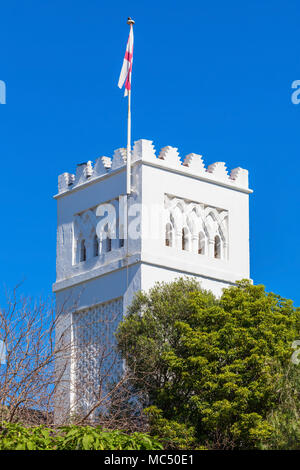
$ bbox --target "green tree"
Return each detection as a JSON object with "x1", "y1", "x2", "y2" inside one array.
[
  {"x1": 260, "y1": 362, "x2": 300, "y2": 450},
  {"x1": 117, "y1": 278, "x2": 300, "y2": 449}
]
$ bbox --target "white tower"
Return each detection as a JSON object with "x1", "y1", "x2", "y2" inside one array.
[{"x1": 53, "y1": 139, "x2": 252, "y2": 420}]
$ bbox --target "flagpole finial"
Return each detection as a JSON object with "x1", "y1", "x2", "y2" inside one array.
[{"x1": 127, "y1": 17, "x2": 135, "y2": 25}]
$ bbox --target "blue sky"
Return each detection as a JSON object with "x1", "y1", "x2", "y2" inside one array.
[{"x1": 0, "y1": 0, "x2": 299, "y2": 305}]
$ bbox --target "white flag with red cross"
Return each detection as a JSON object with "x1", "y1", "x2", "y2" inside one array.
[{"x1": 118, "y1": 25, "x2": 134, "y2": 97}]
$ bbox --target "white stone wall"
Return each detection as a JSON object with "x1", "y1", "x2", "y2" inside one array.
[
  {"x1": 140, "y1": 264, "x2": 233, "y2": 299},
  {"x1": 53, "y1": 138, "x2": 252, "y2": 420},
  {"x1": 138, "y1": 142, "x2": 250, "y2": 290}
]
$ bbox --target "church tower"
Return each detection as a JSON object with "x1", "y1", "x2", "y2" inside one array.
[{"x1": 53, "y1": 138, "x2": 252, "y2": 420}]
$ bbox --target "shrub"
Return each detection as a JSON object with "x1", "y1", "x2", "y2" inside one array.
[
  {"x1": 0, "y1": 423, "x2": 163, "y2": 450},
  {"x1": 117, "y1": 278, "x2": 300, "y2": 449}
]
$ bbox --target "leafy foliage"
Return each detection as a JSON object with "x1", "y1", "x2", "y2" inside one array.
[
  {"x1": 260, "y1": 363, "x2": 300, "y2": 450},
  {"x1": 144, "y1": 406, "x2": 200, "y2": 450},
  {"x1": 0, "y1": 423, "x2": 163, "y2": 450},
  {"x1": 56, "y1": 425, "x2": 162, "y2": 450},
  {"x1": 117, "y1": 278, "x2": 300, "y2": 449},
  {"x1": 0, "y1": 423, "x2": 54, "y2": 450}
]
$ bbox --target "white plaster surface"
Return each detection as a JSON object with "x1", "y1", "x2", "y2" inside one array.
[{"x1": 53, "y1": 139, "x2": 252, "y2": 419}]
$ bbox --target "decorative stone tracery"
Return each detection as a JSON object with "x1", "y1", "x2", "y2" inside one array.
[
  {"x1": 164, "y1": 194, "x2": 229, "y2": 260},
  {"x1": 72, "y1": 298, "x2": 123, "y2": 417}
]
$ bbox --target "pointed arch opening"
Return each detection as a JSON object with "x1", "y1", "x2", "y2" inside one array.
[
  {"x1": 214, "y1": 235, "x2": 221, "y2": 259},
  {"x1": 165, "y1": 223, "x2": 173, "y2": 247},
  {"x1": 198, "y1": 232, "x2": 205, "y2": 255},
  {"x1": 93, "y1": 234, "x2": 99, "y2": 257},
  {"x1": 80, "y1": 239, "x2": 87, "y2": 262},
  {"x1": 101, "y1": 224, "x2": 112, "y2": 253},
  {"x1": 182, "y1": 227, "x2": 190, "y2": 251},
  {"x1": 106, "y1": 236, "x2": 112, "y2": 252}
]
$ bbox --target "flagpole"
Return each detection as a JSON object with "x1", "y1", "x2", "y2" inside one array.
[
  {"x1": 126, "y1": 18, "x2": 134, "y2": 195},
  {"x1": 126, "y1": 86, "x2": 131, "y2": 290},
  {"x1": 127, "y1": 87, "x2": 131, "y2": 194},
  {"x1": 125, "y1": 18, "x2": 134, "y2": 292}
]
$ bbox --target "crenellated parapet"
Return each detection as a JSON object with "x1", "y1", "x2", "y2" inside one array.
[
  {"x1": 183, "y1": 153, "x2": 206, "y2": 174},
  {"x1": 57, "y1": 139, "x2": 250, "y2": 194}
]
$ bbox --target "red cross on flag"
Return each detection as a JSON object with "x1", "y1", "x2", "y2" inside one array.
[{"x1": 118, "y1": 25, "x2": 134, "y2": 97}]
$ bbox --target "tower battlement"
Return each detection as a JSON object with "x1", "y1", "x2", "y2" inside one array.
[{"x1": 57, "y1": 139, "x2": 250, "y2": 195}]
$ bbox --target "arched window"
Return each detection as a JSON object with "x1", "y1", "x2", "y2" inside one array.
[
  {"x1": 102, "y1": 224, "x2": 112, "y2": 252},
  {"x1": 165, "y1": 223, "x2": 173, "y2": 247},
  {"x1": 80, "y1": 239, "x2": 86, "y2": 262},
  {"x1": 106, "y1": 235, "x2": 112, "y2": 252},
  {"x1": 182, "y1": 228, "x2": 190, "y2": 251},
  {"x1": 214, "y1": 235, "x2": 221, "y2": 259},
  {"x1": 93, "y1": 235, "x2": 99, "y2": 257},
  {"x1": 198, "y1": 232, "x2": 205, "y2": 255}
]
